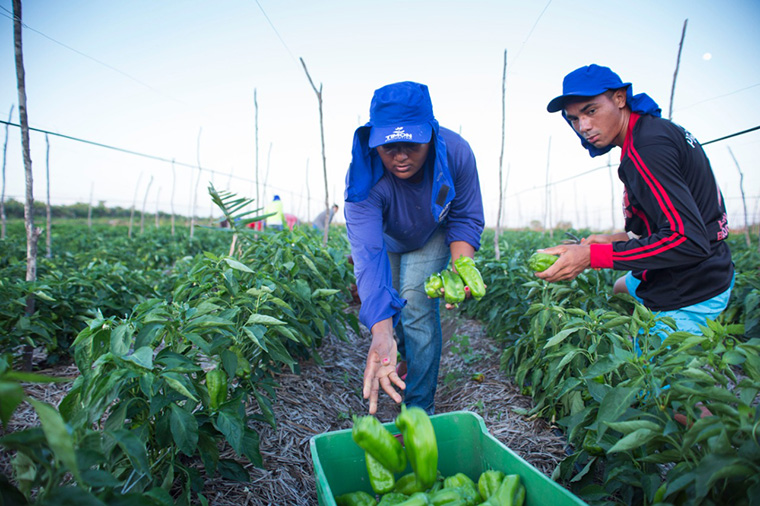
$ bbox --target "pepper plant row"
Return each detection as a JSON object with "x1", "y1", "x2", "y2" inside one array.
[
  {"x1": 463, "y1": 229, "x2": 760, "y2": 505},
  {"x1": 0, "y1": 189, "x2": 359, "y2": 505}
]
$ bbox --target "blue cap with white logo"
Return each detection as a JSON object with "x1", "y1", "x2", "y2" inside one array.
[
  {"x1": 547, "y1": 64, "x2": 631, "y2": 113},
  {"x1": 367, "y1": 81, "x2": 435, "y2": 148}
]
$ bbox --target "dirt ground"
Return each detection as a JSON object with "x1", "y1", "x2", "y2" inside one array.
[{"x1": 1, "y1": 308, "x2": 568, "y2": 505}]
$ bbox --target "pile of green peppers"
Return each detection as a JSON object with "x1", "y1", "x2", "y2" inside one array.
[
  {"x1": 423, "y1": 256, "x2": 486, "y2": 305},
  {"x1": 339, "y1": 410, "x2": 526, "y2": 506}
]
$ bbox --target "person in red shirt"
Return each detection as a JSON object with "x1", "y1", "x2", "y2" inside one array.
[{"x1": 539, "y1": 64, "x2": 733, "y2": 337}]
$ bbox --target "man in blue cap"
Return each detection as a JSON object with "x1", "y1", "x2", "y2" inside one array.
[
  {"x1": 538, "y1": 64, "x2": 733, "y2": 337},
  {"x1": 344, "y1": 81, "x2": 484, "y2": 415}
]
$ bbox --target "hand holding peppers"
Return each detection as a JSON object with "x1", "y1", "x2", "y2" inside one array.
[{"x1": 532, "y1": 244, "x2": 591, "y2": 283}]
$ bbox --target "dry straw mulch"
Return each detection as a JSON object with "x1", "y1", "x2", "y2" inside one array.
[{"x1": 1, "y1": 309, "x2": 568, "y2": 505}]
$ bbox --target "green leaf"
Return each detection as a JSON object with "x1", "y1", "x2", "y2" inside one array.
[
  {"x1": 28, "y1": 399, "x2": 82, "y2": 485},
  {"x1": 596, "y1": 383, "x2": 641, "y2": 439},
  {"x1": 0, "y1": 381, "x2": 25, "y2": 429},
  {"x1": 607, "y1": 428, "x2": 658, "y2": 453},
  {"x1": 108, "y1": 428, "x2": 151, "y2": 475},
  {"x1": 109, "y1": 324, "x2": 134, "y2": 357},
  {"x1": 312, "y1": 288, "x2": 341, "y2": 298},
  {"x1": 242, "y1": 428, "x2": 263, "y2": 468},
  {"x1": 123, "y1": 346, "x2": 154, "y2": 370},
  {"x1": 245, "y1": 313, "x2": 286, "y2": 326},
  {"x1": 217, "y1": 459, "x2": 250, "y2": 482},
  {"x1": 161, "y1": 372, "x2": 199, "y2": 402},
  {"x1": 214, "y1": 411, "x2": 244, "y2": 455},
  {"x1": 605, "y1": 420, "x2": 663, "y2": 435},
  {"x1": 170, "y1": 403, "x2": 199, "y2": 457},
  {"x1": 39, "y1": 486, "x2": 107, "y2": 506},
  {"x1": 223, "y1": 257, "x2": 254, "y2": 273},
  {"x1": 543, "y1": 327, "x2": 580, "y2": 348}
]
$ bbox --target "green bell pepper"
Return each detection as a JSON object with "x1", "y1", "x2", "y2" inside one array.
[
  {"x1": 366, "y1": 451, "x2": 395, "y2": 494},
  {"x1": 335, "y1": 490, "x2": 378, "y2": 506},
  {"x1": 378, "y1": 492, "x2": 410, "y2": 506},
  {"x1": 429, "y1": 487, "x2": 467, "y2": 505},
  {"x1": 396, "y1": 492, "x2": 430, "y2": 506},
  {"x1": 440, "y1": 269, "x2": 465, "y2": 305},
  {"x1": 206, "y1": 368, "x2": 227, "y2": 411},
  {"x1": 352, "y1": 415, "x2": 407, "y2": 473},
  {"x1": 477, "y1": 470, "x2": 505, "y2": 500},
  {"x1": 424, "y1": 272, "x2": 444, "y2": 298},
  {"x1": 442, "y1": 473, "x2": 480, "y2": 506},
  {"x1": 395, "y1": 405, "x2": 438, "y2": 490},
  {"x1": 395, "y1": 472, "x2": 426, "y2": 495},
  {"x1": 527, "y1": 252, "x2": 558, "y2": 272},
  {"x1": 482, "y1": 474, "x2": 521, "y2": 506},
  {"x1": 453, "y1": 256, "x2": 486, "y2": 300}
]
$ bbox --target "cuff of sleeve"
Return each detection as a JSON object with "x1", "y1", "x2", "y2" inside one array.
[{"x1": 590, "y1": 243, "x2": 614, "y2": 269}]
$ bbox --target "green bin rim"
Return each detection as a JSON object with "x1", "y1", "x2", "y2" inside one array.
[{"x1": 309, "y1": 409, "x2": 587, "y2": 506}]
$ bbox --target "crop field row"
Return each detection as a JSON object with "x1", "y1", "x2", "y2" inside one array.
[{"x1": 0, "y1": 209, "x2": 758, "y2": 505}]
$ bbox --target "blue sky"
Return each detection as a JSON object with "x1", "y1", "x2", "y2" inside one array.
[{"x1": 1, "y1": 0, "x2": 758, "y2": 229}]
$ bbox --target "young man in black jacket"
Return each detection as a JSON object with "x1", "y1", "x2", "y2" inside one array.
[{"x1": 539, "y1": 64, "x2": 733, "y2": 336}]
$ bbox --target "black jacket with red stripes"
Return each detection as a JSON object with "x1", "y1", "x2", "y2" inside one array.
[{"x1": 589, "y1": 113, "x2": 733, "y2": 311}]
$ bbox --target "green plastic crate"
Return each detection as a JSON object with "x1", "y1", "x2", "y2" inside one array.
[{"x1": 310, "y1": 410, "x2": 587, "y2": 505}]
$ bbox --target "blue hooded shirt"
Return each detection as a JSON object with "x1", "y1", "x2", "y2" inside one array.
[{"x1": 344, "y1": 82, "x2": 484, "y2": 330}]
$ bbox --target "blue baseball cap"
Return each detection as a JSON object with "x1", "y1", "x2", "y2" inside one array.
[
  {"x1": 547, "y1": 64, "x2": 631, "y2": 113},
  {"x1": 367, "y1": 81, "x2": 435, "y2": 148}
]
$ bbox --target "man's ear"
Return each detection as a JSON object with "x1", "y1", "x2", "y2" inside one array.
[{"x1": 613, "y1": 88, "x2": 628, "y2": 109}]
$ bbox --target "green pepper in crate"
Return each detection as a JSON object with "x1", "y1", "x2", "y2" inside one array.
[
  {"x1": 366, "y1": 451, "x2": 395, "y2": 494},
  {"x1": 453, "y1": 256, "x2": 486, "y2": 300},
  {"x1": 396, "y1": 492, "x2": 430, "y2": 506},
  {"x1": 477, "y1": 470, "x2": 505, "y2": 500},
  {"x1": 440, "y1": 270, "x2": 465, "y2": 305},
  {"x1": 527, "y1": 252, "x2": 558, "y2": 272},
  {"x1": 395, "y1": 405, "x2": 438, "y2": 490},
  {"x1": 395, "y1": 472, "x2": 426, "y2": 495},
  {"x1": 335, "y1": 490, "x2": 378, "y2": 506},
  {"x1": 352, "y1": 415, "x2": 407, "y2": 473},
  {"x1": 205, "y1": 368, "x2": 227, "y2": 411},
  {"x1": 442, "y1": 473, "x2": 480, "y2": 505},
  {"x1": 424, "y1": 272, "x2": 444, "y2": 298},
  {"x1": 378, "y1": 492, "x2": 410, "y2": 506},
  {"x1": 429, "y1": 487, "x2": 467, "y2": 505},
  {"x1": 481, "y1": 474, "x2": 522, "y2": 506}
]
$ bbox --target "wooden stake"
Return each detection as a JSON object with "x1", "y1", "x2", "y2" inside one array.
[
  {"x1": 190, "y1": 128, "x2": 202, "y2": 239},
  {"x1": 14, "y1": 0, "x2": 40, "y2": 371},
  {"x1": 170, "y1": 158, "x2": 176, "y2": 236},
  {"x1": 129, "y1": 172, "x2": 142, "y2": 238},
  {"x1": 1, "y1": 105, "x2": 13, "y2": 240},
  {"x1": 727, "y1": 146, "x2": 751, "y2": 247},
  {"x1": 45, "y1": 133, "x2": 51, "y2": 258},
  {"x1": 668, "y1": 19, "x2": 688, "y2": 120},
  {"x1": 495, "y1": 49, "x2": 508, "y2": 260},
  {"x1": 300, "y1": 57, "x2": 330, "y2": 246}
]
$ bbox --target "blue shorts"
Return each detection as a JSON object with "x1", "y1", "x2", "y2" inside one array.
[{"x1": 624, "y1": 272, "x2": 734, "y2": 336}]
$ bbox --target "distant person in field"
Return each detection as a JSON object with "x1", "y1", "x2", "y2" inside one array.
[
  {"x1": 344, "y1": 81, "x2": 484, "y2": 415},
  {"x1": 538, "y1": 64, "x2": 734, "y2": 337},
  {"x1": 313, "y1": 203, "x2": 339, "y2": 231},
  {"x1": 264, "y1": 195, "x2": 286, "y2": 231}
]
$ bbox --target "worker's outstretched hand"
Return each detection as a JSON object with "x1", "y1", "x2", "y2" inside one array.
[{"x1": 363, "y1": 330, "x2": 405, "y2": 415}]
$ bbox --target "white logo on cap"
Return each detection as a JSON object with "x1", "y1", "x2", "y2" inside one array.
[{"x1": 385, "y1": 127, "x2": 413, "y2": 143}]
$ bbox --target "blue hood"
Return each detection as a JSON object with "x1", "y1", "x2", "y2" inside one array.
[{"x1": 345, "y1": 82, "x2": 455, "y2": 222}]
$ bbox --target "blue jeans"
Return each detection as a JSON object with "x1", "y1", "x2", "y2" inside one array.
[{"x1": 388, "y1": 228, "x2": 450, "y2": 415}]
